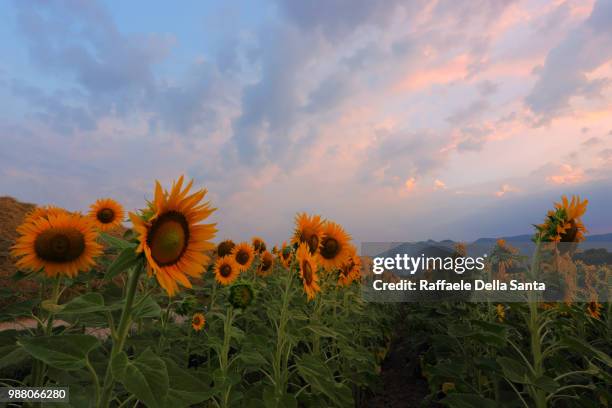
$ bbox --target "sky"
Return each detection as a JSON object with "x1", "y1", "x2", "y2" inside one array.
[{"x1": 1, "y1": 0, "x2": 612, "y2": 245}]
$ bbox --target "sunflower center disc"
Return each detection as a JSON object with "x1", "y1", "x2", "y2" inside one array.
[
  {"x1": 236, "y1": 250, "x2": 250, "y2": 265},
  {"x1": 218, "y1": 241, "x2": 235, "y2": 257},
  {"x1": 254, "y1": 240, "x2": 265, "y2": 252},
  {"x1": 239, "y1": 288, "x2": 251, "y2": 304},
  {"x1": 302, "y1": 260, "x2": 313, "y2": 284},
  {"x1": 148, "y1": 212, "x2": 189, "y2": 266},
  {"x1": 320, "y1": 238, "x2": 339, "y2": 259},
  {"x1": 97, "y1": 208, "x2": 115, "y2": 224},
  {"x1": 220, "y1": 264, "x2": 232, "y2": 277},
  {"x1": 261, "y1": 256, "x2": 272, "y2": 271},
  {"x1": 560, "y1": 220, "x2": 578, "y2": 243},
  {"x1": 34, "y1": 228, "x2": 86, "y2": 263},
  {"x1": 307, "y1": 235, "x2": 319, "y2": 253},
  {"x1": 282, "y1": 247, "x2": 291, "y2": 260}
]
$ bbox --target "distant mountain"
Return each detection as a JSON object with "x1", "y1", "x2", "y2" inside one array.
[
  {"x1": 367, "y1": 233, "x2": 612, "y2": 261},
  {"x1": 473, "y1": 233, "x2": 612, "y2": 246}
]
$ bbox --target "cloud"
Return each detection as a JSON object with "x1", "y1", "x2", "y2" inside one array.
[
  {"x1": 447, "y1": 99, "x2": 490, "y2": 126},
  {"x1": 274, "y1": 0, "x2": 406, "y2": 40},
  {"x1": 477, "y1": 80, "x2": 498, "y2": 96},
  {"x1": 525, "y1": 0, "x2": 612, "y2": 121},
  {"x1": 404, "y1": 177, "x2": 417, "y2": 191},
  {"x1": 582, "y1": 136, "x2": 603, "y2": 147},
  {"x1": 434, "y1": 179, "x2": 447, "y2": 190},
  {"x1": 495, "y1": 183, "x2": 519, "y2": 197},
  {"x1": 15, "y1": 0, "x2": 172, "y2": 98},
  {"x1": 599, "y1": 148, "x2": 612, "y2": 160},
  {"x1": 545, "y1": 164, "x2": 585, "y2": 185}
]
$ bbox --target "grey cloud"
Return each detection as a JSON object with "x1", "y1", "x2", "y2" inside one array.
[
  {"x1": 15, "y1": 1, "x2": 171, "y2": 98},
  {"x1": 10, "y1": 79, "x2": 96, "y2": 133},
  {"x1": 599, "y1": 148, "x2": 612, "y2": 160},
  {"x1": 11, "y1": 0, "x2": 232, "y2": 137},
  {"x1": 447, "y1": 99, "x2": 489, "y2": 125},
  {"x1": 230, "y1": 24, "x2": 310, "y2": 164},
  {"x1": 359, "y1": 129, "x2": 450, "y2": 185},
  {"x1": 274, "y1": 0, "x2": 408, "y2": 41},
  {"x1": 304, "y1": 70, "x2": 354, "y2": 114},
  {"x1": 582, "y1": 136, "x2": 602, "y2": 147},
  {"x1": 525, "y1": 0, "x2": 612, "y2": 120},
  {"x1": 477, "y1": 80, "x2": 498, "y2": 96},
  {"x1": 456, "y1": 126, "x2": 489, "y2": 152},
  {"x1": 229, "y1": 0, "x2": 517, "y2": 169}
]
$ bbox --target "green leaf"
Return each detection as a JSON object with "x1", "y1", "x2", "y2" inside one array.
[
  {"x1": 306, "y1": 324, "x2": 339, "y2": 338},
  {"x1": 447, "y1": 323, "x2": 474, "y2": 338},
  {"x1": 239, "y1": 350, "x2": 268, "y2": 366},
  {"x1": 162, "y1": 358, "x2": 214, "y2": 407},
  {"x1": 263, "y1": 387, "x2": 298, "y2": 408},
  {"x1": 497, "y1": 357, "x2": 532, "y2": 384},
  {"x1": 296, "y1": 354, "x2": 353, "y2": 407},
  {"x1": 19, "y1": 335, "x2": 100, "y2": 370},
  {"x1": 111, "y1": 349, "x2": 169, "y2": 408},
  {"x1": 561, "y1": 337, "x2": 612, "y2": 368},
  {"x1": 441, "y1": 393, "x2": 497, "y2": 408},
  {"x1": 0, "y1": 299, "x2": 39, "y2": 321},
  {"x1": 0, "y1": 344, "x2": 30, "y2": 369},
  {"x1": 533, "y1": 375, "x2": 559, "y2": 393},
  {"x1": 106, "y1": 246, "x2": 140, "y2": 280},
  {"x1": 130, "y1": 295, "x2": 161, "y2": 319},
  {"x1": 99, "y1": 232, "x2": 136, "y2": 251},
  {"x1": 59, "y1": 293, "x2": 115, "y2": 315}
]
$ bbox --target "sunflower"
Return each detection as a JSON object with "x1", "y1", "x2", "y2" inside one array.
[
  {"x1": 191, "y1": 312, "x2": 206, "y2": 331},
  {"x1": 297, "y1": 243, "x2": 320, "y2": 300},
  {"x1": 491, "y1": 239, "x2": 518, "y2": 280},
  {"x1": 11, "y1": 213, "x2": 102, "y2": 278},
  {"x1": 337, "y1": 246, "x2": 361, "y2": 286},
  {"x1": 317, "y1": 221, "x2": 352, "y2": 271},
  {"x1": 257, "y1": 251, "x2": 274, "y2": 276},
  {"x1": 587, "y1": 301, "x2": 602, "y2": 319},
  {"x1": 292, "y1": 213, "x2": 324, "y2": 254},
  {"x1": 23, "y1": 205, "x2": 69, "y2": 224},
  {"x1": 536, "y1": 195, "x2": 588, "y2": 243},
  {"x1": 231, "y1": 242, "x2": 255, "y2": 272},
  {"x1": 278, "y1": 241, "x2": 293, "y2": 269},
  {"x1": 228, "y1": 283, "x2": 254, "y2": 309},
  {"x1": 214, "y1": 255, "x2": 240, "y2": 285},
  {"x1": 217, "y1": 239, "x2": 235, "y2": 258},
  {"x1": 130, "y1": 176, "x2": 217, "y2": 296},
  {"x1": 88, "y1": 198, "x2": 124, "y2": 231},
  {"x1": 496, "y1": 304, "x2": 505, "y2": 322},
  {"x1": 252, "y1": 237, "x2": 267, "y2": 253}
]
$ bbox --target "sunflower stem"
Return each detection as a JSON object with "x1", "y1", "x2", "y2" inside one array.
[
  {"x1": 218, "y1": 306, "x2": 234, "y2": 408},
  {"x1": 99, "y1": 264, "x2": 143, "y2": 408},
  {"x1": 272, "y1": 269, "x2": 293, "y2": 398},
  {"x1": 527, "y1": 239, "x2": 547, "y2": 408},
  {"x1": 32, "y1": 276, "x2": 62, "y2": 389}
]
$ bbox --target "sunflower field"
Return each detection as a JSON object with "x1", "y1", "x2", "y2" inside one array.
[
  {"x1": 396, "y1": 196, "x2": 611, "y2": 407},
  {"x1": 0, "y1": 176, "x2": 396, "y2": 407},
  {"x1": 0, "y1": 178, "x2": 610, "y2": 408}
]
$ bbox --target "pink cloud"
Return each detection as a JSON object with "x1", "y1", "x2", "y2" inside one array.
[
  {"x1": 546, "y1": 164, "x2": 585, "y2": 184},
  {"x1": 434, "y1": 179, "x2": 447, "y2": 190},
  {"x1": 404, "y1": 177, "x2": 417, "y2": 191},
  {"x1": 393, "y1": 54, "x2": 471, "y2": 92},
  {"x1": 495, "y1": 184, "x2": 520, "y2": 197}
]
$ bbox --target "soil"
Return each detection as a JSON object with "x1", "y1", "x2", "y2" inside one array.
[
  {"x1": 0, "y1": 196, "x2": 38, "y2": 303},
  {"x1": 363, "y1": 313, "x2": 441, "y2": 408}
]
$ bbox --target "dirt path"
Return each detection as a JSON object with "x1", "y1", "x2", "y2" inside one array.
[{"x1": 364, "y1": 312, "x2": 440, "y2": 408}]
